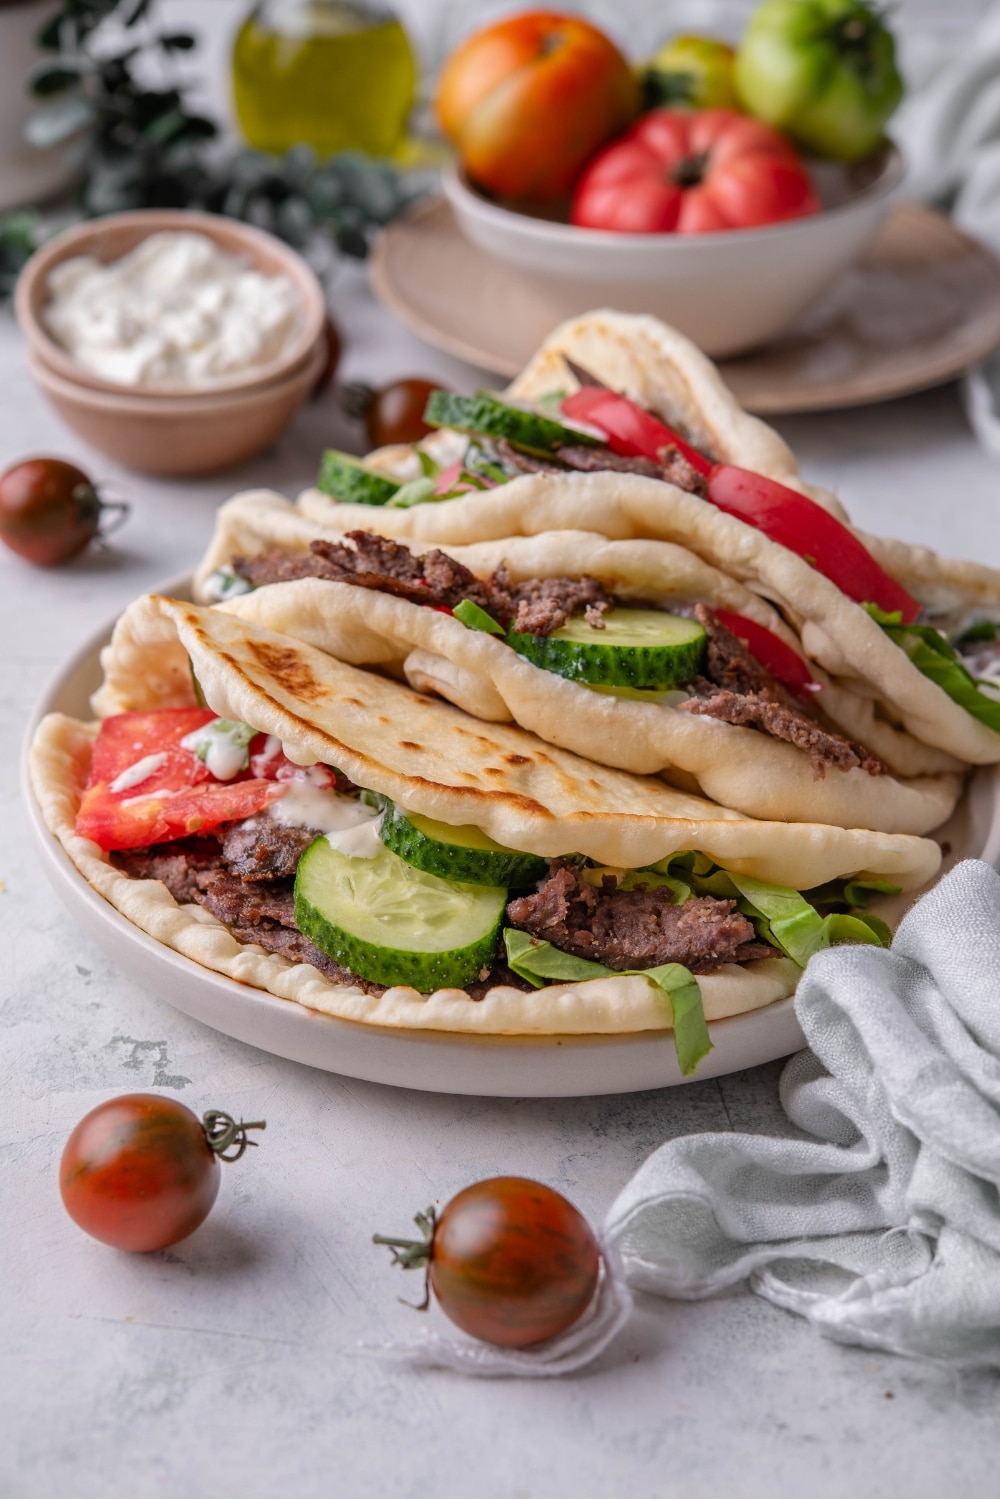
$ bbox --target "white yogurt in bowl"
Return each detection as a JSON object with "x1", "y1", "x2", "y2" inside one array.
[{"x1": 42, "y1": 230, "x2": 304, "y2": 391}]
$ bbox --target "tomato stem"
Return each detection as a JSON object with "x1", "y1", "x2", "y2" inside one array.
[
  {"x1": 373, "y1": 1206, "x2": 437, "y2": 1310},
  {"x1": 202, "y1": 1109, "x2": 266, "y2": 1161}
]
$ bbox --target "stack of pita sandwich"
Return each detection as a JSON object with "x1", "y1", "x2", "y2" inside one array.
[{"x1": 31, "y1": 313, "x2": 1000, "y2": 1074}]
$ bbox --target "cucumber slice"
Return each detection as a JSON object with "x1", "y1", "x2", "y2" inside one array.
[
  {"x1": 294, "y1": 836, "x2": 506, "y2": 990},
  {"x1": 380, "y1": 804, "x2": 547, "y2": 888},
  {"x1": 424, "y1": 390, "x2": 598, "y2": 458},
  {"x1": 317, "y1": 451, "x2": 400, "y2": 506},
  {"x1": 508, "y1": 609, "x2": 706, "y2": 689}
]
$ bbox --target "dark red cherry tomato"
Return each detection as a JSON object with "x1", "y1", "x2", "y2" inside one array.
[
  {"x1": 375, "y1": 1175, "x2": 601, "y2": 1347},
  {"x1": 367, "y1": 378, "x2": 441, "y2": 448},
  {"x1": 59, "y1": 1094, "x2": 264, "y2": 1252},
  {"x1": 0, "y1": 457, "x2": 128, "y2": 566}
]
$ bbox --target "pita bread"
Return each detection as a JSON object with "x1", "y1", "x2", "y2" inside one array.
[
  {"x1": 29, "y1": 595, "x2": 940, "y2": 1037},
  {"x1": 192, "y1": 491, "x2": 961, "y2": 835},
  {"x1": 295, "y1": 469, "x2": 1000, "y2": 768}
]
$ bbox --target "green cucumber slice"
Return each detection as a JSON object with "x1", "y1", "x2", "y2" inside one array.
[
  {"x1": 508, "y1": 609, "x2": 706, "y2": 689},
  {"x1": 423, "y1": 390, "x2": 598, "y2": 457},
  {"x1": 294, "y1": 836, "x2": 506, "y2": 990},
  {"x1": 317, "y1": 451, "x2": 400, "y2": 506},
  {"x1": 379, "y1": 804, "x2": 547, "y2": 888}
]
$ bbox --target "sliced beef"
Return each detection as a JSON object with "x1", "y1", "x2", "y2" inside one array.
[
  {"x1": 683, "y1": 606, "x2": 884, "y2": 780},
  {"x1": 495, "y1": 563, "x2": 613, "y2": 635},
  {"x1": 555, "y1": 444, "x2": 664, "y2": 479},
  {"x1": 657, "y1": 445, "x2": 709, "y2": 497},
  {"x1": 494, "y1": 438, "x2": 565, "y2": 475},
  {"x1": 233, "y1": 532, "x2": 498, "y2": 616},
  {"x1": 219, "y1": 817, "x2": 319, "y2": 881},
  {"x1": 112, "y1": 837, "x2": 224, "y2": 904},
  {"x1": 507, "y1": 861, "x2": 774, "y2": 975}
]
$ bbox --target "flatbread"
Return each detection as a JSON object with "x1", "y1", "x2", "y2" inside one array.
[
  {"x1": 29, "y1": 595, "x2": 941, "y2": 1036},
  {"x1": 295, "y1": 471, "x2": 1000, "y2": 767},
  {"x1": 192, "y1": 491, "x2": 962, "y2": 835}
]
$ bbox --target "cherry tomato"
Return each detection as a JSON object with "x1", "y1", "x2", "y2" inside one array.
[
  {"x1": 0, "y1": 457, "x2": 127, "y2": 567},
  {"x1": 375, "y1": 1176, "x2": 601, "y2": 1348},
  {"x1": 345, "y1": 377, "x2": 441, "y2": 449},
  {"x1": 60, "y1": 1094, "x2": 264, "y2": 1252},
  {"x1": 571, "y1": 107, "x2": 820, "y2": 234},
  {"x1": 436, "y1": 11, "x2": 638, "y2": 203}
]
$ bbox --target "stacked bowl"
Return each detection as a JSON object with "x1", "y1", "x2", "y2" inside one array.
[{"x1": 15, "y1": 209, "x2": 329, "y2": 476}]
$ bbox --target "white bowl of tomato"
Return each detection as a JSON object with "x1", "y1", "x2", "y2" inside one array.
[{"x1": 444, "y1": 136, "x2": 903, "y2": 360}]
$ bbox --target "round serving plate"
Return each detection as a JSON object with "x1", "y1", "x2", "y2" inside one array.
[
  {"x1": 23, "y1": 580, "x2": 1000, "y2": 1097},
  {"x1": 370, "y1": 197, "x2": 1000, "y2": 414}
]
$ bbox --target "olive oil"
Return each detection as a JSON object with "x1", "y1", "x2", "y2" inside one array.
[{"x1": 232, "y1": 0, "x2": 417, "y2": 158}]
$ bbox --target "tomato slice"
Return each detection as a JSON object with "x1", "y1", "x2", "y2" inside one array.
[
  {"x1": 77, "y1": 708, "x2": 283, "y2": 851},
  {"x1": 560, "y1": 387, "x2": 713, "y2": 474},
  {"x1": 714, "y1": 609, "x2": 818, "y2": 698},
  {"x1": 559, "y1": 388, "x2": 920, "y2": 625},
  {"x1": 706, "y1": 466, "x2": 920, "y2": 623}
]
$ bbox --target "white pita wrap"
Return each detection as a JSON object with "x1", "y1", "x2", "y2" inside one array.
[
  {"x1": 192, "y1": 490, "x2": 962, "y2": 836},
  {"x1": 30, "y1": 596, "x2": 940, "y2": 1036}
]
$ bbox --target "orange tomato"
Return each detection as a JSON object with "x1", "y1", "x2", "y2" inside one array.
[{"x1": 436, "y1": 10, "x2": 638, "y2": 203}]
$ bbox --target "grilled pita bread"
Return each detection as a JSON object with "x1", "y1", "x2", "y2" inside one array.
[{"x1": 192, "y1": 490, "x2": 962, "y2": 835}]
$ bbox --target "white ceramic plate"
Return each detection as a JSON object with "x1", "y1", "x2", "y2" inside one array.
[{"x1": 23, "y1": 580, "x2": 1000, "y2": 1098}]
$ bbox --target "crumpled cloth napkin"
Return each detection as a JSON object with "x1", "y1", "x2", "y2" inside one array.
[{"x1": 606, "y1": 859, "x2": 1000, "y2": 1369}]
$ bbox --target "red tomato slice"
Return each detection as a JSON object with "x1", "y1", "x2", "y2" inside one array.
[
  {"x1": 77, "y1": 708, "x2": 284, "y2": 851},
  {"x1": 560, "y1": 386, "x2": 919, "y2": 624},
  {"x1": 560, "y1": 387, "x2": 712, "y2": 474},
  {"x1": 706, "y1": 466, "x2": 920, "y2": 623},
  {"x1": 714, "y1": 609, "x2": 818, "y2": 698}
]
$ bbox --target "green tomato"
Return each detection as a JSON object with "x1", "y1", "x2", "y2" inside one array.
[
  {"x1": 734, "y1": 0, "x2": 903, "y2": 161},
  {"x1": 641, "y1": 35, "x2": 739, "y2": 112}
]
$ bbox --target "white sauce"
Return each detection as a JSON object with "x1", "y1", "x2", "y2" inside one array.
[
  {"x1": 109, "y1": 752, "x2": 168, "y2": 793},
  {"x1": 180, "y1": 720, "x2": 251, "y2": 782},
  {"x1": 324, "y1": 819, "x2": 385, "y2": 860},
  {"x1": 272, "y1": 784, "x2": 380, "y2": 843},
  {"x1": 43, "y1": 230, "x2": 302, "y2": 390}
]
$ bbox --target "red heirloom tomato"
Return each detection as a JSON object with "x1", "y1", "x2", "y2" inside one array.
[
  {"x1": 436, "y1": 10, "x2": 638, "y2": 203},
  {"x1": 0, "y1": 457, "x2": 128, "y2": 566},
  {"x1": 374, "y1": 1176, "x2": 601, "y2": 1348},
  {"x1": 60, "y1": 1095, "x2": 265, "y2": 1252},
  {"x1": 571, "y1": 107, "x2": 821, "y2": 233}
]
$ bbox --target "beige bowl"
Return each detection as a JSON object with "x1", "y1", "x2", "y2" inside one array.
[
  {"x1": 16, "y1": 208, "x2": 327, "y2": 397},
  {"x1": 26, "y1": 338, "x2": 326, "y2": 476},
  {"x1": 444, "y1": 145, "x2": 904, "y2": 359}
]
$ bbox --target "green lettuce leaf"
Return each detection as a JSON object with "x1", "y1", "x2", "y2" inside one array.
[
  {"x1": 503, "y1": 929, "x2": 711, "y2": 1076},
  {"x1": 647, "y1": 857, "x2": 891, "y2": 967},
  {"x1": 865, "y1": 603, "x2": 1000, "y2": 733},
  {"x1": 453, "y1": 598, "x2": 505, "y2": 635},
  {"x1": 388, "y1": 476, "x2": 437, "y2": 509}
]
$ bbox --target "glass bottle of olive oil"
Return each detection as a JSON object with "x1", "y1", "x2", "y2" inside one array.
[{"x1": 232, "y1": 0, "x2": 417, "y2": 158}]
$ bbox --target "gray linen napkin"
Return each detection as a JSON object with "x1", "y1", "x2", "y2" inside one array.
[{"x1": 606, "y1": 859, "x2": 1000, "y2": 1369}]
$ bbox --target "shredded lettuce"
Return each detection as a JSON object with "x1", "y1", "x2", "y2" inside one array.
[
  {"x1": 865, "y1": 603, "x2": 1000, "y2": 733},
  {"x1": 503, "y1": 929, "x2": 711, "y2": 1077},
  {"x1": 453, "y1": 599, "x2": 505, "y2": 635},
  {"x1": 649, "y1": 856, "x2": 891, "y2": 967},
  {"x1": 388, "y1": 476, "x2": 437, "y2": 509}
]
